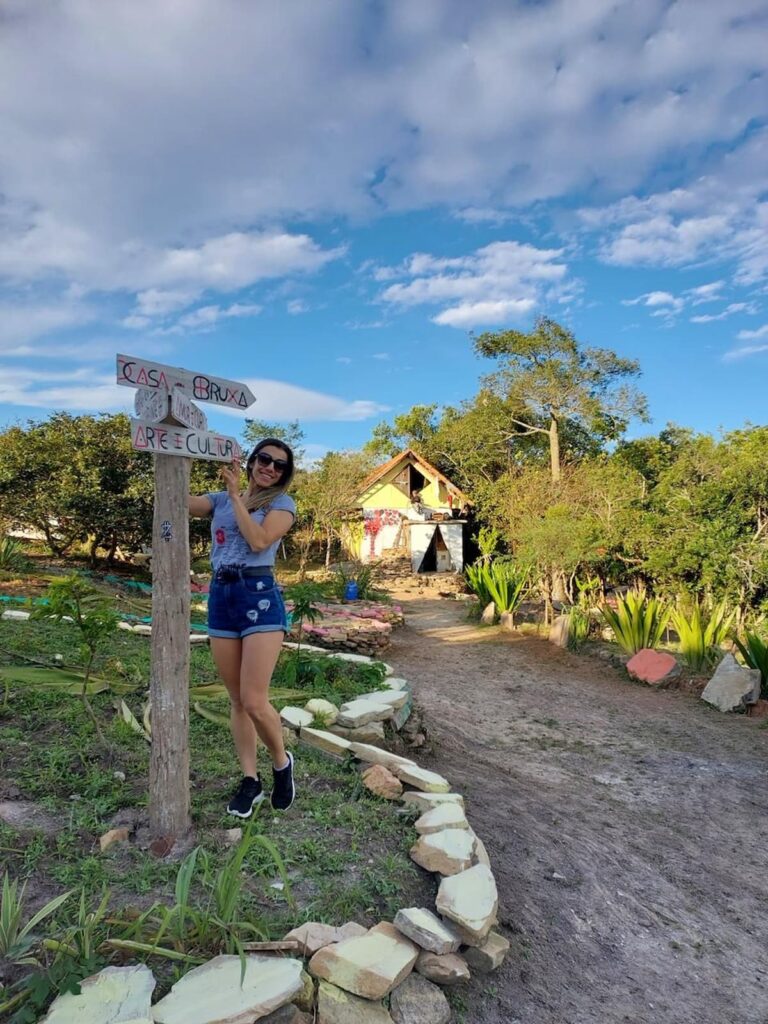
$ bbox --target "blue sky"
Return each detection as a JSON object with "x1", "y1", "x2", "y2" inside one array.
[{"x1": 0, "y1": 0, "x2": 766, "y2": 462}]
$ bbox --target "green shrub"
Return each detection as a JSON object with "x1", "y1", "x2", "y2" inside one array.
[
  {"x1": 0, "y1": 536, "x2": 28, "y2": 573},
  {"x1": 599, "y1": 588, "x2": 671, "y2": 655},
  {"x1": 671, "y1": 599, "x2": 735, "y2": 671},
  {"x1": 565, "y1": 605, "x2": 592, "y2": 650},
  {"x1": 465, "y1": 558, "x2": 529, "y2": 621},
  {"x1": 735, "y1": 631, "x2": 768, "y2": 698}
]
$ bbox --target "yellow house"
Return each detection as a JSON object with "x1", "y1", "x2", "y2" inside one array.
[{"x1": 347, "y1": 448, "x2": 471, "y2": 572}]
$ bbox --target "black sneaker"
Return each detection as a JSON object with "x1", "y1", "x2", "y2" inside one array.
[
  {"x1": 226, "y1": 776, "x2": 264, "y2": 818},
  {"x1": 271, "y1": 752, "x2": 295, "y2": 811}
]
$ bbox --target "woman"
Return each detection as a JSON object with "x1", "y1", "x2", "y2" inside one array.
[{"x1": 189, "y1": 439, "x2": 296, "y2": 817}]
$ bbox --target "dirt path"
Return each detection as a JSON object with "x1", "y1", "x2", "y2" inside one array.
[{"x1": 386, "y1": 595, "x2": 768, "y2": 1024}]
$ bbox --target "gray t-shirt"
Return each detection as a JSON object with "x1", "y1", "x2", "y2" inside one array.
[{"x1": 206, "y1": 491, "x2": 296, "y2": 570}]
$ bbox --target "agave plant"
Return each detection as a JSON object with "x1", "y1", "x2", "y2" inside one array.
[
  {"x1": 599, "y1": 588, "x2": 671, "y2": 655},
  {"x1": 735, "y1": 631, "x2": 768, "y2": 698},
  {"x1": 0, "y1": 873, "x2": 73, "y2": 967},
  {"x1": 466, "y1": 559, "x2": 530, "y2": 622},
  {"x1": 671, "y1": 599, "x2": 735, "y2": 672},
  {"x1": 0, "y1": 536, "x2": 28, "y2": 573}
]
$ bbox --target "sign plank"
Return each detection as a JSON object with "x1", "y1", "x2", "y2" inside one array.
[
  {"x1": 170, "y1": 388, "x2": 208, "y2": 432},
  {"x1": 117, "y1": 353, "x2": 255, "y2": 409},
  {"x1": 135, "y1": 387, "x2": 169, "y2": 423},
  {"x1": 131, "y1": 419, "x2": 242, "y2": 463}
]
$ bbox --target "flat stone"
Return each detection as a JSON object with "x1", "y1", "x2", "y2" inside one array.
[
  {"x1": 304, "y1": 698, "x2": 339, "y2": 724},
  {"x1": 99, "y1": 827, "x2": 130, "y2": 852},
  {"x1": 362, "y1": 764, "x2": 403, "y2": 800},
  {"x1": 299, "y1": 727, "x2": 351, "y2": 758},
  {"x1": 280, "y1": 706, "x2": 315, "y2": 729},
  {"x1": 151, "y1": 954, "x2": 304, "y2": 1024},
  {"x1": 626, "y1": 648, "x2": 681, "y2": 686},
  {"x1": 391, "y1": 698, "x2": 414, "y2": 731},
  {"x1": 410, "y1": 829, "x2": 475, "y2": 876},
  {"x1": 0, "y1": 800, "x2": 62, "y2": 835},
  {"x1": 283, "y1": 921, "x2": 367, "y2": 958},
  {"x1": 436, "y1": 864, "x2": 498, "y2": 944},
  {"x1": 414, "y1": 804, "x2": 469, "y2": 835},
  {"x1": 133, "y1": 624, "x2": 153, "y2": 636},
  {"x1": 189, "y1": 634, "x2": 209, "y2": 644},
  {"x1": 336, "y1": 700, "x2": 393, "y2": 728},
  {"x1": 349, "y1": 743, "x2": 416, "y2": 772},
  {"x1": 415, "y1": 951, "x2": 470, "y2": 985},
  {"x1": 394, "y1": 765, "x2": 450, "y2": 793},
  {"x1": 359, "y1": 690, "x2": 410, "y2": 709},
  {"x1": 294, "y1": 970, "x2": 315, "y2": 1012},
  {"x1": 480, "y1": 602, "x2": 496, "y2": 625},
  {"x1": 383, "y1": 677, "x2": 412, "y2": 694},
  {"x1": 702, "y1": 653, "x2": 761, "y2": 712},
  {"x1": 401, "y1": 792, "x2": 464, "y2": 813},
  {"x1": 308, "y1": 921, "x2": 419, "y2": 1000},
  {"x1": 328, "y1": 721, "x2": 386, "y2": 744},
  {"x1": 42, "y1": 964, "x2": 155, "y2": 1023},
  {"x1": 549, "y1": 614, "x2": 569, "y2": 647},
  {"x1": 316, "y1": 980, "x2": 394, "y2": 1023},
  {"x1": 1, "y1": 609, "x2": 31, "y2": 620},
  {"x1": 462, "y1": 930, "x2": 510, "y2": 973},
  {"x1": 390, "y1": 973, "x2": 451, "y2": 1024},
  {"x1": 471, "y1": 833, "x2": 491, "y2": 869},
  {"x1": 393, "y1": 909, "x2": 461, "y2": 954}
]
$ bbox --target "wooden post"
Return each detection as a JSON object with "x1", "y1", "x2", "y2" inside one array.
[{"x1": 149, "y1": 452, "x2": 191, "y2": 839}]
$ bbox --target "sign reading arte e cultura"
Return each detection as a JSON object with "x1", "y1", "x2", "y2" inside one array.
[{"x1": 117, "y1": 353, "x2": 254, "y2": 463}]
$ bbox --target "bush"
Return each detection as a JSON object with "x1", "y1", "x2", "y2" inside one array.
[
  {"x1": 670, "y1": 599, "x2": 735, "y2": 671},
  {"x1": 465, "y1": 558, "x2": 530, "y2": 621},
  {"x1": 735, "y1": 630, "x2": 768, "y2": 698},
  {"x1": 599, "y1": 588, "x2": 670, "y2": 655}
]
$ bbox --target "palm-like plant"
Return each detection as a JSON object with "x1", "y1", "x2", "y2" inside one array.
[
  {"x1": 0, "y1": 873, "x2": 73, "y2": 967},
  {"x1": 735, "y1": 631, "x2": 768, "y2": 698},
  {"x1": 671, "y1": 599, "x2": 735, "y2": 671},
  {"x1": 599, "y1": 588, "x2": 671, "y2": 655}
]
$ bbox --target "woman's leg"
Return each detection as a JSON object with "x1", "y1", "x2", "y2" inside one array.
[
  {"x1": 210, "y1": 636, "x2": 259, "y2": 778},
  {"x1": 239, "y1": 631, "x2": 287, "y2": 768}
]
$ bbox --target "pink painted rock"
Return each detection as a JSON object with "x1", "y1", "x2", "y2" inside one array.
[
  {"x1": 747, "y1": 698, "x2": 768, "y2": 719},
  {"x1": 626, "y1": 649, "x2": 680, "y2": 687}
]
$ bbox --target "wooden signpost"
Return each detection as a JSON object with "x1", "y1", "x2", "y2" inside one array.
[{"x1": 118, "y1": 353, "x2": 255, "y2": 840}]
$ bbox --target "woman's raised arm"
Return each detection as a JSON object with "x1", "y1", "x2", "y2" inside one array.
[{"x1": 188, "y1": 495, "x2": 213, "y2": 518}]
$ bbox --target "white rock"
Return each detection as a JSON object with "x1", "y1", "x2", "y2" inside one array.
[
  {"x1": 42, "y1": 965, "x2": 155, "y2": 1023},
  {"x1": 394, "y1": 765, "x2": 450, "y2": 793},
  {"x1": 401, "y1": 792, "x2": 465, "y2": 813},
  {"x1": 701, "y1": 653, "x2": 761, "y2": 712},
  {"x1": 414, "y1": 804, "x2": 469, "y2": 834},
  {"x1": 383, "y1": 677, "x2": 411, "y2": 692},
  {"x1": 304, "y1": 698, "x2": 339, "y2": 724},
  {"x1": 393, "y1": 908, "x2": 461, "y2": 955},
  {"x1": 349, "y1": 743, "x2": 416, "y2": 772},
  {"x1": 436, "y1": 865, "x2": 498, "y2": 944},
  {"x1": 410, "y1": 829, "x2": 475, "y2": 876},
  {"x1": 189, "y1": 633, "x2": 209, "y2": 644},
  {"x1": 300, "y1": 727, "x2": 351, "y2": 757},
  {"x1": 308, "y1": 922, "x2": 419, "y2": 1000},
  {"x1": 151, "y1": 954, "x2": 303, "y2": 1024},
  {"x1": 280, "y1": 706, "x2": 314, "y2": 729},
  {"x1": 1, "y1": 609, "x2": 30, "y2": 621},
  {"x1": 358, "y1": 690, "x2": 409, "y2": 709},
  {"x1": 336, "y1": 699, "x2": 394, "y2": 728}
]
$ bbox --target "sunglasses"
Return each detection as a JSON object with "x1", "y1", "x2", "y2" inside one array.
[{"x1": 250, "y1": 451, "x2": 289, "y2": 473}]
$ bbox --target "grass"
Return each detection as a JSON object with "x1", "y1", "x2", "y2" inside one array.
[{"x1": 0, "y1": 603, "x2": 433, "y2": 1018}]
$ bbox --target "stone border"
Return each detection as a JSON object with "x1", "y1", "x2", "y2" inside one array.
[{"x1": 40, "y1": 655, "x2": 507, "y2": 1023}]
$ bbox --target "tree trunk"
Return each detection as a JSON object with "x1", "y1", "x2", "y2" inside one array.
[
  {"x1": 325, "y1": 528, "x2": 333, "y2": 567},
  {"x1": 89, "y1": 535, "x2": 100, "y2": 568},
  {"x1": 549, "y1": 416, "x2": 561, "y2": 483},
  {"x1": 106, "y1": 534, "x2": 119, "y2": 565},
  {"x1": 149, "y1": 453, "x2": 191, "y2": 841}
]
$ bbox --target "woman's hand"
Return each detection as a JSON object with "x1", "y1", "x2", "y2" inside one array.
[{"x1": 220, "y1": 461, "x2": 242, "y2": 498}]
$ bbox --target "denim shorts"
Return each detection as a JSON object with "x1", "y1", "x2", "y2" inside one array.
[{"x1": 208, "y1": 568, "x2": 288, "y2": 639}]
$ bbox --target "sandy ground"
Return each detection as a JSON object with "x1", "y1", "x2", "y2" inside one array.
[{"x1": 386, "y1": 593, "x2": 768, "y2": 1024}]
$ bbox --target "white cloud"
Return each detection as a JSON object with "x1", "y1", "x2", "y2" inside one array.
[
  {"x1": 378, "y1": 240, "x2": 569, "y2": 328},
  {"x1": 0, "y1": 363, "x2": 387, "y2": 422},
  {"x1": 372, "y1": 352, "x2": 390, "y2": 360},
  {"x1": 737, "y1": 324, "x2": 768, "y2": 340},
  {"x1": 287, "y1": 299, "x2": 309, "y2": 315},
  {"x1": 176, "y1": 302, "x2": 262, "y2": 331},
  {"x1": 336, "y1": 356, "x2": 352, "y2": 364},
  {"x1": 723, "y1": 343, "x2": 768, "y2": 362},
  {"x1": 223, "y1": 379, "x2": 389, "y2": 421},
  {"x1": 687, "y1": 281, "x2": 724, "y2": 305},
  {"x1": 580, "y1": 129, "x2": 768, "y2": 282},
  {"x1": 690, "y1": 302, "x2": 752, "y2": 323},
  {"x1": 0, "y1": 298, "x2": 95, "y2": 351},
  {"x1": 0, "y1": 0, "x2": 765, "y2": 294}
]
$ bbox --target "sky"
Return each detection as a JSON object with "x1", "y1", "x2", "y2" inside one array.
[{"x1": 0, "y1": 0, "x2": 767, "y2": 464}]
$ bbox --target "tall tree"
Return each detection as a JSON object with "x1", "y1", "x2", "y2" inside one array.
[
  {"x1": 473, "y1": 316, "x2": 648, "y2": 482},
  {"x1": 242, "y1": 418, "x2": 306, "y2": 463}
]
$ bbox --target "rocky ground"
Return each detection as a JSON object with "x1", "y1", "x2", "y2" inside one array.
[{"x1": 386, "y1": 592, "x2": 768, "y2": 1024}]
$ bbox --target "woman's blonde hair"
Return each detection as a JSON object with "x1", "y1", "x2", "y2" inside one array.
[{"x1": 242, "y1": 439, "x2": 295, "y2": 513}]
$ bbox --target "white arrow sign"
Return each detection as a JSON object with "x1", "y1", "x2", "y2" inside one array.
[
  {"x1": 170, "y1": 388, "x2": 208, "y2": 432},
  {"x1": 117, "y1": 354, "x2": 255, "y2": 409},
  {"x1": 130, "y1": 419, "x2": 242, "y2": 463},
  {"x1": 134, "y1": 387, "x2": 169, "y2": 423}
]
